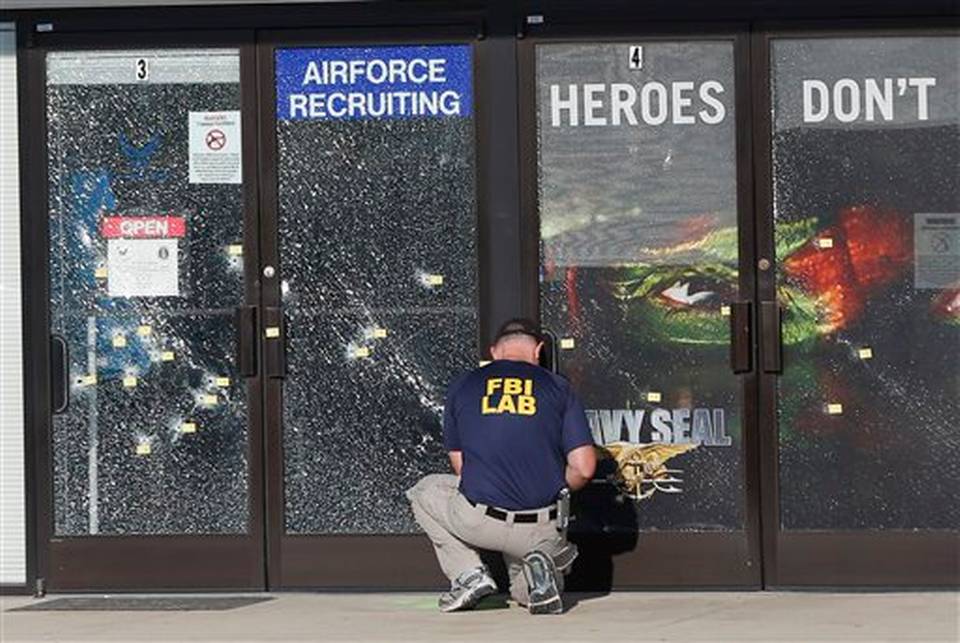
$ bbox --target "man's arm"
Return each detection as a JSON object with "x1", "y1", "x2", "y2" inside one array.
[
  {"x1": 565, "y1": 444, "x2": 596, "y2": 491},
  {"x1": 442, "y1": 376, "x2": 463, "y2": 473},
  {"x1": 448, "y1": 451, "x2": 463, "y2": 476}
]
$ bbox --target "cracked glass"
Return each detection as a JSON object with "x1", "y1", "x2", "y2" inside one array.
[
  {"x1": 536, "y1": 41, "x2": 743, "y2": 532},
  {"x1": 771, "y1": 37, "x2": 960, "y2": 529},
  {"x1": 47, "y1": 49, "x2": 249, "y2": 535},
  {"x1": 274, "y1": 45, "x2": 478, "y2": 534}
]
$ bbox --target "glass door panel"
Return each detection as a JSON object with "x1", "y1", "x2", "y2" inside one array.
[
  {"x1": 273, "y1": 44, "x2": 478, "y2": 536},
  {"x1": 44, "y1": 46, "x2": 262, "y2": 589},
  {"x1": 263, "y1": 41, "x2": 478, "y2": 586},
  {"x1": 763, "y1": 33, "x2": 959, "y2": 585},
  {"x1": 771, "y1": 36, "x2": 959, "y2": 530},
  {"x1": 531, "y1": 37, "x2": 758, "y2": 586}
]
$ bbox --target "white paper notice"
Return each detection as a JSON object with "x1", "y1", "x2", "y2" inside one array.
[
  {"x1": 107, "y1": 239, "x2": 180, "y2": 297},
  {"x1": 914, "y1": 213, "x2": 959, "y2": 289},
  {"x1": 189, "y1": 111, "x2": 242, "y2": 184}
]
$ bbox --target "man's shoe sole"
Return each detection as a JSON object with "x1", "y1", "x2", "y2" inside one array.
[
  {"x1": 439, "y1": 581, "x2": 497, "y2": 612},
  {"x1": 528, "y1": 595, "x2": 563, "y2": 615},
  {"x1": 522, "y1": 551, "x2": 563, "y2": 615}
]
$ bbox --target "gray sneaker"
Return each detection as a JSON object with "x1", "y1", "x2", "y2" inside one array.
[
  {"x1": 521, "y1": 550, "x2": 563, "y2": 615},
  {"x1": 438, "y1": 566, "x2": 498, "y2": 612}
]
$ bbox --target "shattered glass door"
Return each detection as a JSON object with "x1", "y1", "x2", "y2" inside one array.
[
  {"x1": 536, "y1": 42, "x2": 745, "y2": 532},
  {"x1": 770, "y1": 37, "x2": 960, "y2": 529},
  {"x1": 47, "y1": 50, "x2": 250, "y2": 535},
  {"x1": 273, "y1": 45, "x2": 477, "y2": 534}
]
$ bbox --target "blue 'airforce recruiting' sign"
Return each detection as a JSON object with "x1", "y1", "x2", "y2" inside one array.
[{"x1": 275, "y1": 45, "x2": 473, "y2": 121}]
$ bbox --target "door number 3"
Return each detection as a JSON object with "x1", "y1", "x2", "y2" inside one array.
[{"x1": 135, "y1": 58, "x2": 149, "y2": 81}]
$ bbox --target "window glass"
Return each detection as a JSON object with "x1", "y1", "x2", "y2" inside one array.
[
  {"x1": 771, "y1": 37, "x2": 960, "y2": 529},
  {"x1": 274, "y1": 45, "x2": 478, "y2": 534},
  {"x1": 537, "y1": 42, "x2": 743, "y2": 532},
  {"x1": 47, "y1": 49, "x2": 249, "y2": 535}
]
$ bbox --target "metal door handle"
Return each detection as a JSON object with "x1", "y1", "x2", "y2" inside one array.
[
  {"x1": 760, "y1": 301, "x2": 783, "y2": 373},
  {"x1": 729, "y1": 301, "x2": 753, "y2": 374},
  {"x1": 50, "y1": 334, "x2": 69, "y2": 414},
  {"x1": 264, "y1": 307, "x2": 286, "y2": 379},
  {"x1": 540, "y1": 328, "x2": 560, "y2": 374},
  {"x1": 235, "y1": 306, "x2": 258, "y2": 377}
]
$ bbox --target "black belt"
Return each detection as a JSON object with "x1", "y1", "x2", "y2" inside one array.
[{"x1": 467, "y1": 498, "x2": 558, "y2": 523}]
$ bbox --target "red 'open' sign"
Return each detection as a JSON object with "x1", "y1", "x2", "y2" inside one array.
[{"x1": 101, "y1": 216, "x2": 186, "y2": 239}]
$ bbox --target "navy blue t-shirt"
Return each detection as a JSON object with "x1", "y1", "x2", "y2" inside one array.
[{"x1": 443, "y1": 360, "x2": 594, "y2": 510}]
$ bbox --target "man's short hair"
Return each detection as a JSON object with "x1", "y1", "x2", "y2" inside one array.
[{"x1": 493, "y1": 318, "x2": 544, "y2": 345}]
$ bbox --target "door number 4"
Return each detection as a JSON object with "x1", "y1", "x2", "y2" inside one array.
[{"x1": 629, "y1": 46, "x2": 643, "y2": 70}]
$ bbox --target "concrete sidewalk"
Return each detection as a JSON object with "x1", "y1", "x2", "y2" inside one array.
[{"x1": 1, "y1": 591, "x2": 957, "y2": 642}]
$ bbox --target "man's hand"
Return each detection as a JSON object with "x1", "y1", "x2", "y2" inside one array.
[
  {"x1": 448, "y1": 451, "x2": 463, "y2": 476},
  {"x1": 565, "y1": 444, "x2": 597, "y2": 491}
]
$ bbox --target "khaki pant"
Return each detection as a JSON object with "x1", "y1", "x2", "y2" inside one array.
[{"x1": 406, "y1": 473, "x2": 567, "y2": 605}]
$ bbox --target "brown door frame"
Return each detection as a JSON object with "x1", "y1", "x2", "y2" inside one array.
[
  {"x1": 256, "y1": 25, "x2": 488, "y2": 589},
  {"x1": 516, "y1": 22, "x2": 764, "y2": 589},
  {"x1": 751, "y1": 19, "x2": 960, "y2": 588},
  {"x1": 24, "y1": 29, "x2": 266, "y2": 591}
]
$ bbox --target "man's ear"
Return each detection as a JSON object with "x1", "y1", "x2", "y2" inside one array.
[
  {"x1": 490, "y1": 344, "x2": 500, "y2": 360},
  {"x1": 534, "y1": 341, "x2": 544, "y2": 361}
]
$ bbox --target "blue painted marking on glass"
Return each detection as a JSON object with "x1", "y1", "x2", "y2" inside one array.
[
  {"x1": 117, "y1": 133, "x2": 168, "y2": 182},
  {"x1": 275, "y1": 45, "x2": 473, "y2": 121},
  {"x1": 66, "y1": 166, "x2": 152, "y2": 380}
]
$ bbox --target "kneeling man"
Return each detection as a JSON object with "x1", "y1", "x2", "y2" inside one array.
[{"x1": 407, "y1": 319, "x2": 597, "y2": 614}]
